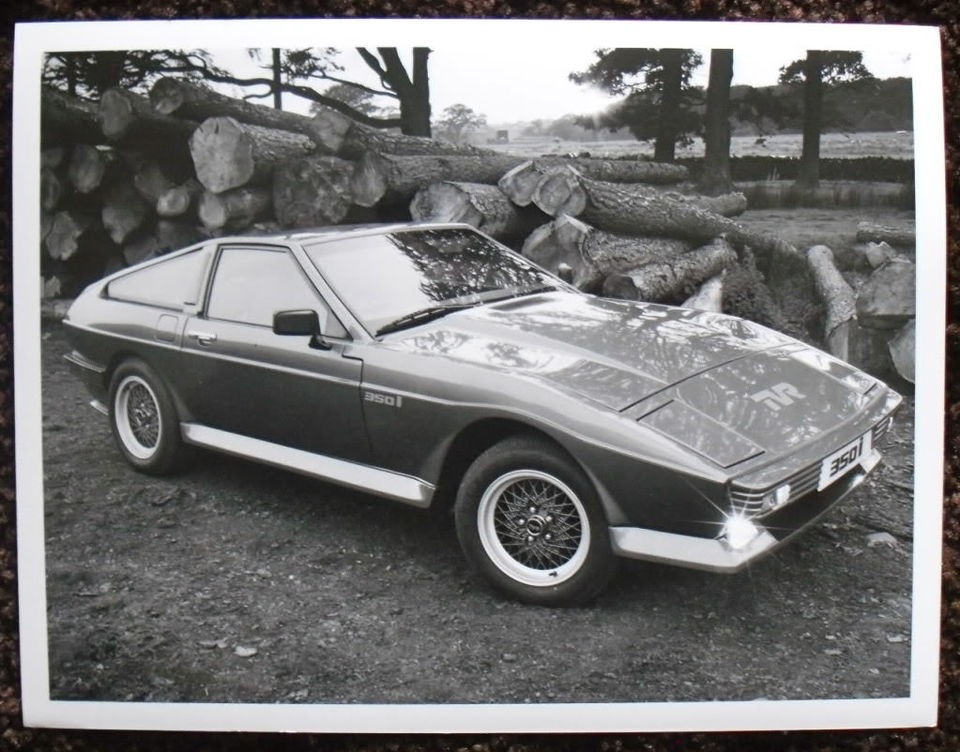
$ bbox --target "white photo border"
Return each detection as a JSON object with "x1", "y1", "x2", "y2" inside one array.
[{"x1": 13, "y1": 17, "x2": 946, "y2": 733}]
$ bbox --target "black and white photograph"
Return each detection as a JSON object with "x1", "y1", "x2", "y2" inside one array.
[{"x1": 12, "y1": 18, "x2": 945, "y2": 733}]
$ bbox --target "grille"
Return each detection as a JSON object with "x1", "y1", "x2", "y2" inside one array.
[{"x1": 729, "y1": 414, "x2": 895, "y2": 517}]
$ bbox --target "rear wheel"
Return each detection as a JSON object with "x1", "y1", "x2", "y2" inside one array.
[
  {"x1": 455, "y1": 436, "x2": 616, "y2": 606},
  {"x1": 109, "y1": 359, "x2": 188, "y2": 475}
]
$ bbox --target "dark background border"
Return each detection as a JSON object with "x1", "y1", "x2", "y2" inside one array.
[{"x1": 1, "y1": 2, "x2": 956, "y2": 749}]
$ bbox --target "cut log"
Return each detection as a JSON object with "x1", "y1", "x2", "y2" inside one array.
[
  {"x1": 41, "y1": 210, "x2": 54, "y2": 241},
  {"x1": 603, "y1": 237, "x2": 738, "y2": 303},
  {"x1": 41, "y1": 168, "x2": 63, "y2": 211},
  {"x1": 855, "y1": 221, "x2": 915, "y2": 249},
  {"x1": 519, "y1": 165, "x2": 800, "y2": 266},
  {"x1": 521, "y1": 215, "x2": 692, "y2": 292},
  {"x1": 352, "y1": 152, "x2": 528, "y2": 207},
  {"x1": 150, "y1": 77, "x2": 321, "y2": 141},
  {"x1": 132, "y1": 159, "x2": 179, "y2": 204},
  {"x1": 99, "y1": 87, "x2": 198, "y2": 144},
  {"x1": 410, "y1": 182, "x2": 545, "y2": 242},
  {"x1": 41, "y1": 87, "x2": 101, "y2": 145},
  {"x1": 156, "y1": 219, "x2": 209, "y2": 250},
  {"x1": 67, "y1": 144, "x2": 112, "y2": 194},
  {"x1": 157, "y1": 178, "x2": 203, "y2": 218},
  {"x1": 537, "y1": 156, "x2": 688, "y2": 185},
  {"x1": 533, "y1": 168, "x2": 747, "y2": 220},
  {"x1": 190, "y1": 116, "x2": 315, "y2": 193},
  {"x1": 806, "y1": 244, "x2": 857, "y2": 361},
  {"x1": 122, "y1": 231, "x2": 163, "y2": 266},
  {"x1": 682, "y1": 272, "x2": 725, "y2": 312},
  {"x1": 198, "y1": 187, "x2": 272, "y2": 230},
  {"x1": 888, "y1": 319, "x2": 915, "y2": 384},
  {"x1": 45, "y1": 210, "x2": 96, "y2": 261},
  {"x1": 856, "y1": 259, "x2": 916, "y2": 329},
  {"x1": 42, "y1": 147, "x2": 66, "y2": 170},
  {"x1": 101, "y1": 179, "x2": 151, "y2": 245},
  {"x1": 499, "y1": 159, "x2": 688, "y2": 206},
  {"x1": 123, "y1": 220, "x2": 209, "y2": 266},
  {"x1": 272, "y1": 155, "x2": 354, "y2": 228},
  {"x1": 307, "y1": 106, "x2": 491, "y2": 160}
]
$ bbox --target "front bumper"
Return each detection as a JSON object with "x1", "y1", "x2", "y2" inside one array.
[{"x1": 609, "y1": 450, "x2": 882, "y2": 573}]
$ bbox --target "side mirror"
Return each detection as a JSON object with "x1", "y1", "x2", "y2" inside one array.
[{"x1": 273, "y1": 309, "x2": 319, "y2": 336}]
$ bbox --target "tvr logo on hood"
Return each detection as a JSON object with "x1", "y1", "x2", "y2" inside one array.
[{"x1": 749, "y1": 382, "x2": 805, "y2": 412}]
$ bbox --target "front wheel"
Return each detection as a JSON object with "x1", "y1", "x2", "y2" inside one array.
[
  {"x1": 454, "y1": 436, "x2": 616, "y2": 606},
  {"x1": 109, "y1": 359, "x2": 188, "y2": 475}
]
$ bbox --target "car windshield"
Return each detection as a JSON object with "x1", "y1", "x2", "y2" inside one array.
[{"x1": 303, "y1": 227, "x2": 557, "y2": 335}]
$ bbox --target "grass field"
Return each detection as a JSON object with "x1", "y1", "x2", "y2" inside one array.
[{"x1": 486, "y1": 131, "x2": 914, "y2": 161}]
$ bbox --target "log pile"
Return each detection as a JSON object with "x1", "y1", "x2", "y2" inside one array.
[{"x1": 40, "y1": 83, "x2": 912, "y2": 383}]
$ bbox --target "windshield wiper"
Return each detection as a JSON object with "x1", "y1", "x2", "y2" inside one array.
[
  {"x1": 376, "y1": 303, "x2": 475, "y2": 336},
  {"x1": 482, "y1": 284, "x2": 558, "y2": 303}
]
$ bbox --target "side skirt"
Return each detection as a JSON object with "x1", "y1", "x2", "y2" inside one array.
[{"x1": 180, "y1": 423, "x2": 435, "y2": 508}]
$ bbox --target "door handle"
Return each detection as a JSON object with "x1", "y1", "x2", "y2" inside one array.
[{"x1": 187, "y1": 330, "x2": 218, "y2": 346}]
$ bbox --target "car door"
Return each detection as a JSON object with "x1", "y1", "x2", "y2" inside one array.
[{"x1": 175, "y1": 243, "x2": 370, "y2": 463}]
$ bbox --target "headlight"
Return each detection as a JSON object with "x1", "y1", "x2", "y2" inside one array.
[{"x1": 721, "y1": 513, "x2": 762, "y2": 550}]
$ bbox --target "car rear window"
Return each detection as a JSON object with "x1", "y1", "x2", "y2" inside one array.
[{"x1": 105, "y1": 248, "x2": 210, "y2": 310}]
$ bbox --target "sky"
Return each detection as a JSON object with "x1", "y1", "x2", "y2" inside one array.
[{"x1": 211, "y1": 45, "x2": 913, "y2": 125}]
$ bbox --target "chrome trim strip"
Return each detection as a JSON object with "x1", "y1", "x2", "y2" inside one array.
[
  {"x1": 90, "y1": 400, "x2": 108, "y2": 416},
  {"x1": 609, "y1": 526, "x2": 778, "y2": 573},
  {"x1": 179, "y1": 423, "x2": 434, "y2": 508},
  {"x1": 63, "y1": 350, "x2": 107, "y2": 374}
]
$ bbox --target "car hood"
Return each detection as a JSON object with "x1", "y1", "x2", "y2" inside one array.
[{"x1": 388, "y1": 293, "x2": 879, "y2": 467}]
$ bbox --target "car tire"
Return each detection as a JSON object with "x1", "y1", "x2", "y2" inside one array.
[
  {"x1": 108, "y1": 359, "x2": 188, "y2": 475},
  {"x1": 454, "y1": 435, "x2": 617, "y2": 606}
]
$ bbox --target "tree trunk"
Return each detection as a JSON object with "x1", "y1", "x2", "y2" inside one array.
[
  {"x1": 699, "y1": 49, "x2": 734, "y2": 196},
  {"x1": 855, "y1": 221, "x2": 914, "y2": 249},
  {"x1": 521, "y1": 215, "x2": 693, "y2": 292},
  {"x1": 498, "y1": 159, "x2": 688, "y2": 207},
  {"x1": 359, "y1": 47, "x2": 432, "y2": 137},
  {"x1": 189, "y1": 116, "x2": 316, "y2": 193},
  {"x1": 198, "y1": 187, "x2": 272, "y2": 230},
  {"x1": 41, "y1": 87, "x2": 101, "y2": 146},
  {"x1": 271, "y1": 48, "x2": 282, "y2": 110},
  {"x1": 156, "y1": 178, "x2": 203, "y2": 218},
  {"x1": 682, "y1": 272, "x2": 725, "y2": 312},
  {"x1": 409, "y1": 182, "x2": 545, "y2": 243},
  {"x1": 151, "y1": 77, "x2": 320, "y2": 140},
  {"x1": 603, "y1": 237, "x2": 738, "y2": 303},
  {"x1": 101, "y1": 178, "x2": 151, "y2": 245},
  {"x1": 271, "y1": 155, "x2": 355, "y2": 228},
  {"x1": 307, "y1": 106, "x2": 488, "y2": 160},
  {"x1": 352, "y1": 152, "x2": 528, "y2": 207},
  {"x1": 806, "y1": 244, "x2": 856, "y2": 360},
  {"x1": 654, "y1": 49, "x2": 684, "y2": 163},
  {"x1": 796, "y1": 51, "x2": 824, "y2": 189},
  {"x1": 98, "y1": 87, "x2": 198, "y2": 144}
]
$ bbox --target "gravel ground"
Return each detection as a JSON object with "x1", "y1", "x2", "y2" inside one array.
[{"x1": 39, "y1": 321, "x2": 915, "y2": 706}]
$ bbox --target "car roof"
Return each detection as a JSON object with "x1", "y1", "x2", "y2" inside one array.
[{"x1": 214, "y1": 221, "x2": 476, "y2": 247}]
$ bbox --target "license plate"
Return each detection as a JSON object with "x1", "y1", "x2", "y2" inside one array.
[{"x1": 818, "y1": 431, "x2": 873, "y2": 491}]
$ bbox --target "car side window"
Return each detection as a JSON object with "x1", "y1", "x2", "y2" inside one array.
[
  {"x1": 106, "y1": 246, "x2": 211, "y2": 310},
  {"x1": 206, "y1": 246, "x2": 347, "y2": 337}
]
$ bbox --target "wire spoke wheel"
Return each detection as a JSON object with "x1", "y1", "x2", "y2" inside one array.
[
  {"x1": 477, "y1": 469, "x2": 590, "y2": 587},
  {"x1": 114, "y1": 374, "x2": 162, "y2": 460}
]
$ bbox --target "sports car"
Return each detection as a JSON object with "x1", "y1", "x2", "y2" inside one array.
[{"x1": 63, "y1": 223, "x2": 902, "y2": 605}]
